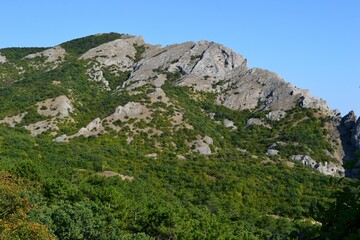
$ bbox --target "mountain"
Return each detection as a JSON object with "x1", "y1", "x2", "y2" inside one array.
[{"x1": 0, "y1": 33, "x2": 359, "y2": 239}]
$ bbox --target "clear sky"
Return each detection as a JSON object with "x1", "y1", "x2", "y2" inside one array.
[{"x1": 1, "y1": 0, "x2": 359, "y2": 116}]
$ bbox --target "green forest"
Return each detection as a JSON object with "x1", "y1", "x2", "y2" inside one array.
[{"x1": 0, "y1": 33, "x2": 360, "y2": 239}]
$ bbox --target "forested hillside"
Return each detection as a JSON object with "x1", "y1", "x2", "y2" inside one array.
[{"x1": 0, "y1": 33, "x2": 359, "y2": 239}]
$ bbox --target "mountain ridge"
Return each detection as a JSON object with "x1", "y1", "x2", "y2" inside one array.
[{"x1": 1, "y1": 32, "x2": 359, "y2": 177}]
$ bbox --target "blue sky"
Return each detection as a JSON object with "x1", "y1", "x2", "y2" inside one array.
[{"x1": 1, "y1": 0, "x2": 359, "y2": 115}]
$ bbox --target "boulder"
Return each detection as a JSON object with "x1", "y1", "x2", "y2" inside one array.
[
  {"x1": 223, "y1": 119, "x2": 237, "y2": 130},
  {"x1": 266, "y1": 110, "x2": 286, "y2": 121},
  {"x1": 266, "y1": 149, "x2": 279, "y2": 156}
]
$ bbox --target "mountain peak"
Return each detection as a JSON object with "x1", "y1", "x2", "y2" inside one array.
[{"x1": 0, "y1": 33, "x2": 357, "y2": 178}]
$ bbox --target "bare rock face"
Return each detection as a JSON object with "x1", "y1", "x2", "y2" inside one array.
[
  {"x1": 25, "y1": 119, "x2": 59, "y2": 136},
  {"x1": 36, "y1": 95, "x2": 74, "y2": 118},
  {"x1": 342, "y1": 111, "x2": 357, "y2": 130},
  {"x1": 291, "y1": 155, "x2": 345, "y2": 177},
  {"x1": 123, "y1": 42, "x2": 195, "y2": 88},
  {"x1": 27, "y1": 99, "x2": 75, "y2": 136},
  {"x1": 77, "y1": 35, "x2": 332, "y2": 117},
  {"x1": 80, "y1": 36, "x2": 145, "y2": 71},
  {"x1": 105, "y1": 102, "x2": 150, "y2": 124},
  {"x1": 0, "y1": 53, "x2": 7, "y2": 63},
  {"x1": 175, "y1": 40, "x2": 247, "y2": 91},
  {"x1": 74, "y1": 118, "x2": 104, "y2": 138},
  {"x1": 0, "y1": 112, "x2": 27, "y2": 127},
  {"x1": 25, "y1": 46, "x2": 66, "y2": 64},
  {"x1": 217, "y1": 68, "x2": 331, "y2": 113}
]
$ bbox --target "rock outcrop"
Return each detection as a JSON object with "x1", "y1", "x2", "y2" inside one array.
[
  {"x1": 291, "y1": 155, "x2": 345, "y2": 177},
  {"x1": 266, "y1": 110, "x2": 286, "y2": 121},
  {"x1": 25, "y1": 46, "x2": 66, "y2": 64},
  {"x1": 246, "y1": 118, "x2": 271, "y2": 128},
  {"x1": 80, "y1": 35, "x2": 145, "y2": 70},
  {"x1": 36, "y1": 95, "x2": 73, "y2": 118},
  {"x1": 337, "y1": 111, "x2": 358, "y2": 162},
  {"x1": 0, "y1": 53, "x2": 7, "y2": 63},
  {"x1": 191, "y1": 135, "x2": 213, "y2": 156},
  {"x1": 223, "y1": 119, "x2": 237, "y2": 130},
  {"x1": 0, "y1": 112, "x2": 27, "y2": 127}
]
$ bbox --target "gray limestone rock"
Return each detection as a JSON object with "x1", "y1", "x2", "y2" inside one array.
[
  {"x1": 266, "y1": 149, "x2": 279, "y2": 156},
  {"x1": 223, "y1": 119, "x2": 237, "y2": 130},
  {"x1": 266, "y1": 110, "x2": 286, "y2": 121},
  {"x1": 246, "y1": 118, "x2": 271, "y2": 128},
  {"x1": 192, "y1": 135, "x2": 213, "y2": 156},
  {"x1": 0, "y1": 53, "x2": 7, "y2": 63},
  {"x1": 79, "y1": 36, "x2": 333, "y2": 117},
  {"x1": 80, "y1": 36, "x2": 145, "y2": 71},
  {"x1": 36, "y1": 95, "x2": 74, "y2": 118},
  {"x1": 218, "y1": 68, "x2": 331, "y2": 113},
  {"x1": 0, "y1": 112, "x2": 27, "y2": 127},
  {"x1": 25, "y1": 46, "x2": 66, "y2": 64},
  {"x1": 290, "y1": 155, "x2": 344, "y2": 177}
]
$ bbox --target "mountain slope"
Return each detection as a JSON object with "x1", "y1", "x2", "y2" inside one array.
[{"x1": 0, "y1": 33, "x2": 359, "y2": 239}]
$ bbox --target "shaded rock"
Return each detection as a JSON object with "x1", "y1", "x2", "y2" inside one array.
[
  {"x1": 342, "y1": 111, "x2": 356, "y2": 130},
  {"x1": 352, "y1": 117, "x2": 360, "y2": 152},
  {"x1": 337, "y1": 111, "x2": 358, "y2": 163}
]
